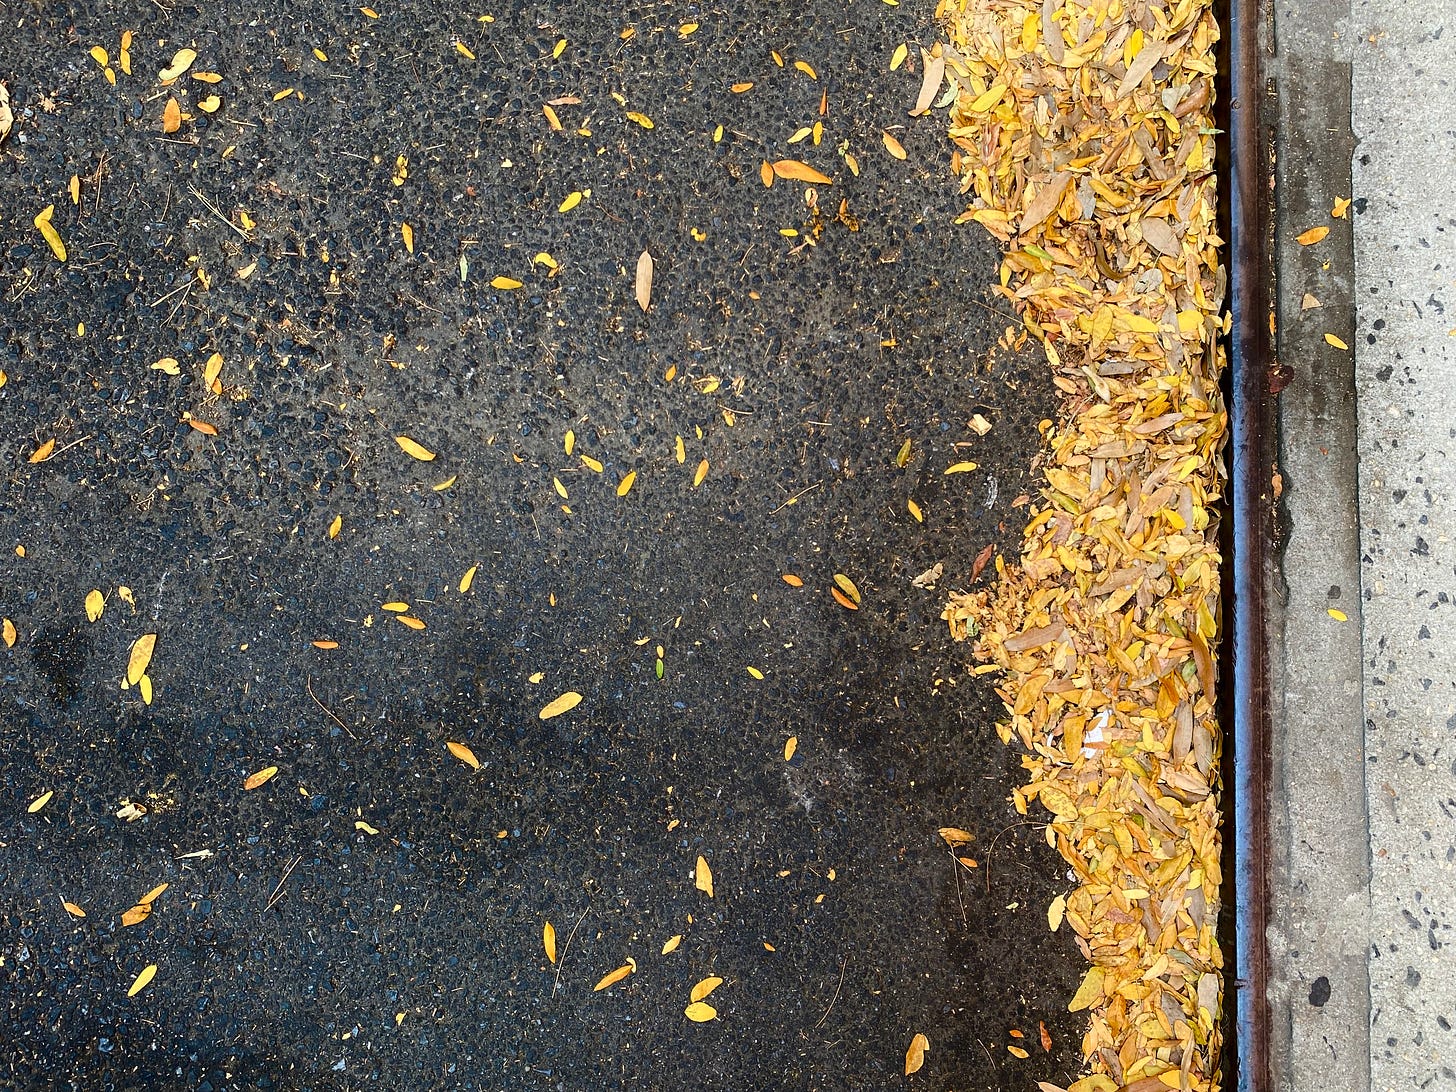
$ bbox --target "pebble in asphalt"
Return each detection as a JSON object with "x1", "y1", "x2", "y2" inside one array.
[{"x1": 0, "y1": 2, "x2": 1084, "y2": 1088}]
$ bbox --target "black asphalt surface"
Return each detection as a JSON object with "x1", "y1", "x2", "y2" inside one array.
[{"x1": 0, "y1": 2, "x2": 1084, "y2": 1088}]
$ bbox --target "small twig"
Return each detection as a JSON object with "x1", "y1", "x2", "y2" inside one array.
[
  {"x1": 44, "y1": 434, "x2": 95, "y2": 462},
  {"x1": 189, "y1": 186, "x2": 251, "y2": 242},
  {"x1": 263, "y1": 854, "x2": 302, "y2": 913},
  {"x1": 984, "y1": 820, "x2": 1040, "y2": 892},
  {"x1": 812, "y1": 953, "x2": 850, "y2": 1030},
  {"x1": 307, "y1": 676, "x2": 356, "y2": 739},
  {"x1": 552, "y1": 905, "x2": 590, "y2": 994},
  {"x1": 769, "y1": 481, "x2": 822, "y2": 515}
]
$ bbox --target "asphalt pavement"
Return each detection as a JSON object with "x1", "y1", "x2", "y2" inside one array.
[{"x1": 0, "y1": 2, "x2": 1082, "y2": 1088}]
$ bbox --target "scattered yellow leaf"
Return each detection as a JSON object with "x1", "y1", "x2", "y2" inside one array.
[
  {"x1": 121, "y1": 903, "x2": 151, "y2": 927},
  {"x1": 559, "y1": 191, "x2": 583, "y2": 213},
  {"x1": 594, "y1": 963, "x2": 634, "y2": 991},
  {"x1": 2, "y1": 618, "x2": 14, "y2": 648},
  {"x1": 1328, "y1": 607, "x2": 1348, "y2": 622},
  {"x1": 617, "y1": 470, "x2": 637, "y2": 496},
  {"x1": 127, "y1": 963, "x2": 157, "y2": 997},
  {"x1": 198, "y1": 95, "x2": 221, "y2": 113},
  {"x1": 695, "y1": 855, "x2": 714, "y2": 898},
  {"x1": 1332, "y1": 196, "x2": 1351, "y2": 218},
  {"x1": 455, "y1": 41, "x2": 476, "y2": 59},
  {"x1": 746, "y1": 666, "x2": 764, "y2": 680},
  {"x1": 1296, "y1": 225, "x2": 1330, "y2": 246},
  {"x1": 693, "y1": 459, "x2": 709, "y2": 487},
  {"x1": 62, "y1": 900, "x2": 86, "y2": 919},
  {"x1": 396, "y1": 615, "x2": 425, "y2": 630},
  {"x1": 944, "y1": 461, "x2": 978, "y2": 474},
  {"x1": 90, "y1": 45, "x2": 110, "y2": 67},
  {"x1": 794, "y1": 60, "x2": 817, "y2": 79},
  {"x1": 784, "y1": 736, "x2": 797, "y2": 761},
  {"x1": 731, "y1": 81, "x2": 754, "y2": 93},
  {"x1": 905, "y1": 1033, "x2": 930, "y2": 1075},
  {"x1": 938, "y1": 827, "x2": 974, "y2": 847},
  {"x1": 394, "y1": 435, "x2": 436, "y2": 461},
  {"x1": 625, "y1": 110, "x2": 654, "y2": 129},
  {"x1": 908, "y1": 498, "x2": 924, "y2": 522},
  {"x1": 126, "y1": 633, "x2": 156, "y2": 685},
  {"x1": 544, "y1": 921, "x2": 557, "y2": 964},
  {"x1": 28, "y1": 789, "x2": 53, "y2": 814},
  {"x1": 684, "y1": 1001, "x2": 718, "y2": 1022},
  {"x1": 832, "y1": 573, "x2": 862, "y2": 605},
  {"x1": 882, "y1": 131, "x2": 907, "y2": 159},
  {"x1": 162, "y1": 96, "x2": 182, "y2": 133},
  {"x1": 33, "y1": 205, "x2": 66, "y2": 262},
  {"x1": 273, "y1": 87, "x2": 295, "y2": 101},
  {"x1": 30, "y1": 438, "x2": 56, "y2": 464},
  {"x1": 1069, "y1": 966, "x2": 1105, "y2": 1011},
  {"x1": 328, "y1": 514, "x2": 343, "y2": 540},
  {"x1": 459, "y1": 565, "x2": 478, "y2": 593},
  {"x1": 539, "y1": 691, "x2": 583, "y2": 720},
  {"x1": 661, "y1": 934, "x2": 682, "y2": 955},
  {"x1": 244, "y1": 766, "x2": 279, "y2": 790},
  {"x1": 772, "y1": 159, "x2": 833, "y2": 184},
  {"x1": 890, "y1": 43, "x2": 908, "y2": 70},
  {"x1": 1048, "y1": 893, "x2": 1066, "y2": 932},
  {"x1": 355, "y1": 820, "x2": 380, "y2": 834},
  {"x1": 447, "y1": 741, "x2": 481, "y2": 770},
  {"x1": 158, "y1": 48, "x2": 197, "y2": 81},
  {"x1": 491, "y1": 275, "x2": 523, "y2": 289},
  {"x1": 401, "y1": 222, "x2": 414, "y2": 253},
  {"x1": 1325, "y1": 333, "x2": 1349, "y2": 350}
]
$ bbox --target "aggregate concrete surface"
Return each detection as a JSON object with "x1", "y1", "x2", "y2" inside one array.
[{"x1": 0, "y1": 2, "x2": 1085, "y2": 1089}]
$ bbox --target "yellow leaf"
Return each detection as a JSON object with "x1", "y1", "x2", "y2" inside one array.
[
  {"x1": 272, "y1": 87, "x2": 295, "y2": 101},
  {"x1": 447, "y1": 741, "x2": 481, "y2": 770},
  {"x1": 905, "y1": 1032, "x2": 929, "y2": 1075},
  {"x1": 1327, "y1": 607, "x2": 1348, "y2": 622},
  {"x1": 679, "y1": 22, "x2": 698, "y2": 36},
  {"x1": 690, "y1": 976, "x2": 722, "y2": 1002},
  {"x1": 203, "y1": 352, "x2": 224, "y2": 391},
  {"x1": 661, "y1": 934, "x2": 682, "y2": 955},
  {"x1": 127, "y1": 963, "x2": 157, "y2": 997},
  {"x1": 783, "y1": 736, "x2": 797, "y2": 761},
  {"x1": 62, "y1": 900, "x2": 86, "y2": 919},
  {"x1": 244, "y1": 765, "x2": 279, "y2": 790},
  {"x1": 882, "y1": 131, "x2": 907, "y2": 159},
  {"x1": 552, "y1": 38, "x2": 567, "y2": 58},
  {"x1": 2, "y1": 618, "x2": 15, "y2": 648},
  {"x1": 544, "y1": 921, "x2": 557, "y2": 964},
  {"x1": 121, "y1": 903, "x2": 151, "y2": 927},
  {"x1": 27, "y1": 438, "x2": 55, "y2": 465},
  {"x1": 731, "y1": 81, "x2": 754, "y2": 93},
  {"x1": 579, "y1": 455, "x2": 604, "y2": 473},
  {"x1": 355, "y1": 820, "x2": 379, "y2": 834},
  {"x1": 908, "y1": 498, "x2": 923, "y2": 522},
  {"x1": 684, "y1": 1001, "x2": 718, "y2": 1022},
  {"x1": 192, "y1": 72, "x2": 223, "y2": 83},
  {"x1": 1068, "y1": 966, "x2": 1105, "y2": 1011},
  {"x1": 33, "y1": 206, "x2": 66, "y2": 262},
  {"x1": 559, "y1": 191, "x2": 583, "y2": 213},
  {"x1": 126, "y1": 633, "x2": 156, "y2": 685},
  {"x1": 198, "y1": 95, "x2": 221, "y2": 113},
  {"x1": 845, "y1": 152, "x2": 860, "y2": 177},
  {"x1": 675, "y1": 436, "x2": 686, "y2": 464},
  {"x1": 455, "y1": 41, "x2": 476, "y2": 59},
  {"x1": 938, "y1": 827, "x2": 974, "y2": 847},
  {"x1": 28, "y1": 789, "x2": 53, "y2": 813},
  {"x1": 139, "y1": 674, "x2": 153, "y2": 704},
  {"x1": 328, "y1": 514, "x2": 342, "y2": 539},
  {"x1": 1295, "y1": 225, "x2": 1329, "y2": 246},
  {"x1": 625, "y1": 111, "x2": 654, "y2": 129},
  {"x1": 401, "y1": 222, "x2": 414, "y2": 253},
  {"x1": 832, "y1": 573, "x2": 861, "y2": 605},
  {"x1": 1332, "y1": 196, "x2": 1351, "y2": 218},
  {"x1": 396, "y1": 615, "x2": 425, "y2": 630},
  {"x1": 151, "y1": 357, "x2": 180, "y2": 375},
  {"x1": 394, "y1": 435, "x2": 436, "y2": 461},
  {"x1": 491, "y1": 275, "x2": 523, "y2": 289},
  {"x1": 459, "y1": 564, "x2": 478, "y2": 593},
  {"x1": 140, "y1": 883, "x2": 169, "y2": 905},
  {"x1": 1048, "y1": 893, "x2": 1066, "y2": 932},
  {"x1": 90, "y1": 45, "x2": 110, "y2": 67},
  {"x1": 162, "y1": 96, "x2": 181, "y2": 133},
  {"x1": 772, "y1": 159, "x2": 833, "y2": 185},
  {"x1": 158, "y1": 48, "x2": 196, "y2": 81},
  {"x1": 944, "y1": 461, "x2": 978, "y2": 474},
  {"x1": 695, "y1": 855, "x2": 714, "y2": 898},
  {"x1": 1325, "y1": 333, "x2": 1349, "y2": 350},
  {"x1": 539, "y1": 691, "x2": 583, "y2": 720},
  {"x1": 382, "y1": 601, "x2": 410, "y2": 612},
  {"x1": 746, "y1": 665, "x2": 764, "y2": 680},
  {"x1": 361, "y1": 6, "x2": 379, "y2": 17},
  {"x1": 617, "y1": 470, "x2": 637, "y2": 496},
  {"x1": 693, "y1": 459, "x2": 709, "y2": 487},
  {"x1": 433, "y1": 475, "x2": 457, "y2": 491},
  {"x1": 969, "y1": 81, "x2": 1007, "y2": 112},
  {"x1": 593, "y1": 963, "x2": 633, "y2": 991},
  {"x1": 794, "y1": 60, "x2": 817, "y2": 79},
  {"x1": 890, "y1": 43, "x2": 908, "y2": 70}
]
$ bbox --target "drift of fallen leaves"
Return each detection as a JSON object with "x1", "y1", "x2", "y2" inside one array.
[{"x1": 939, "y1": 0, "x2": 1226, "y2": 1088}]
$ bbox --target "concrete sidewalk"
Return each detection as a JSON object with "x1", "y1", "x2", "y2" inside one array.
[{"x1": 1269, "y1": 0, "x2": 1456, "y2": 1088}]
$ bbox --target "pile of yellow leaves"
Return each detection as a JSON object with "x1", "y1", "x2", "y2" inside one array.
[{"x1": 936, "y1": 0, "x2": 1226, "y2": 1089}]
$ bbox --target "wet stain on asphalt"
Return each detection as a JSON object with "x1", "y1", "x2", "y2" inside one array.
[{"x1": 1, "y1": 1, "x2": 1083, "y2": 1088}]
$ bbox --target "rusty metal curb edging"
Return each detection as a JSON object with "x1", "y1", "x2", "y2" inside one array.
[{"x1": 1225, "y1": 0, "x2": 1276, "y2": 1085}]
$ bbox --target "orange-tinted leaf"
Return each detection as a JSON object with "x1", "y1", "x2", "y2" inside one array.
[
  {"x1": 593, "y1": 963, "x2": 634, "y2": 991},
  {"x1": 882, "y1": 131, "x2": 907, "y2": 159},
  {"x1": 447, "y1": 741, "x2": 481, "y2": 770},
  {"x1": 121, "y1": 903, "x2": 151, "y2": 927},
  {"x1": 162, "y1": 96, "x2": 181, "y2": 133},
  {"x1": 29, "y1": 439, "x2": 55, "y2": 463},
  {"x1": 62, "y1": 900, "x2": 86, "y2": 919},
  {"x1": 188, "y1": 419, "x2": 219, "y2": 436},
  {"x1": 544, "y1": 920, "x2": 558, "y2": 964},
  {"x1": 539, "y1": 691, "x2": 583, "y2": 720},
  {"x1": 905, "y1": 1032, "x2": 929, "y2": 1075},
  {"x1": 772, "y1": 159, "x2": 833, "y2": 184},
  {"x1": 244, "y1": 765, "x2": 279, "y2": 790},
  {"x1": 1295, "y1": 225, "x2": 1329, "y2": 246},
  {"x1": 830, "y1": 587, "x2": 858, "y2": 611},
  {"x1": 695, "y1": 855, "x2": 714, "y2": 898}
]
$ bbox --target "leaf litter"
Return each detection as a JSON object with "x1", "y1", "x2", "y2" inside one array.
[{"x1": 939, "y1": 0, "x2": 1227, "y2": 1088}]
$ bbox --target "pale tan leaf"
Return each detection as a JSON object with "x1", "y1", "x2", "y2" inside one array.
[
  {"x1": 394, "y1": 435, "x2": 436, "y2": 461},
  {"x1": 635, "y1": 250, "x2": 654, "y2": 312},
  {"x1": 447, "y1": 741, "x2": 481, "y2": 770},
  {"x1": 695, "y1": 854, "x2": 714, "y2": 898},
  {"x1": 538, "y1": 691, "x2": 583, "y2": 720}
]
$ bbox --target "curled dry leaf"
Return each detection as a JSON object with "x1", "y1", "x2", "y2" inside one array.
[
  {"x1": 538, "y1": 691, "x2": 583, "y2": 720},
  {"x1": 158, "y1": 48, "x2": 197, "y2": 81},
  {"x1": 243, "y1": 765, "x2": 278, "y2": 790},
  {"x1": 447, "y1": 741, "x2": 481, "y2": 770},
  {"x1": 394, "y1": 435, "x2": 436, "y2": 461},
  {"x1": 905, "y1": 1033, "x2": 929, "y2": 1075},
  {"x1": 635, "y1": 250, "x2": 654, "y2": 312},
  {"x1": 938, "y1": 826, "x2": 973, "y2": 848}
]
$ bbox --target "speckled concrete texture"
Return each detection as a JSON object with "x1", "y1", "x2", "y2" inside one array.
[
  {"x1": 1267, "y1": 0, "x2": 1370, "y2": 1084},
  {"x1": 1352, "y1": 1, "x2": 1456, "y2": 1087}
]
